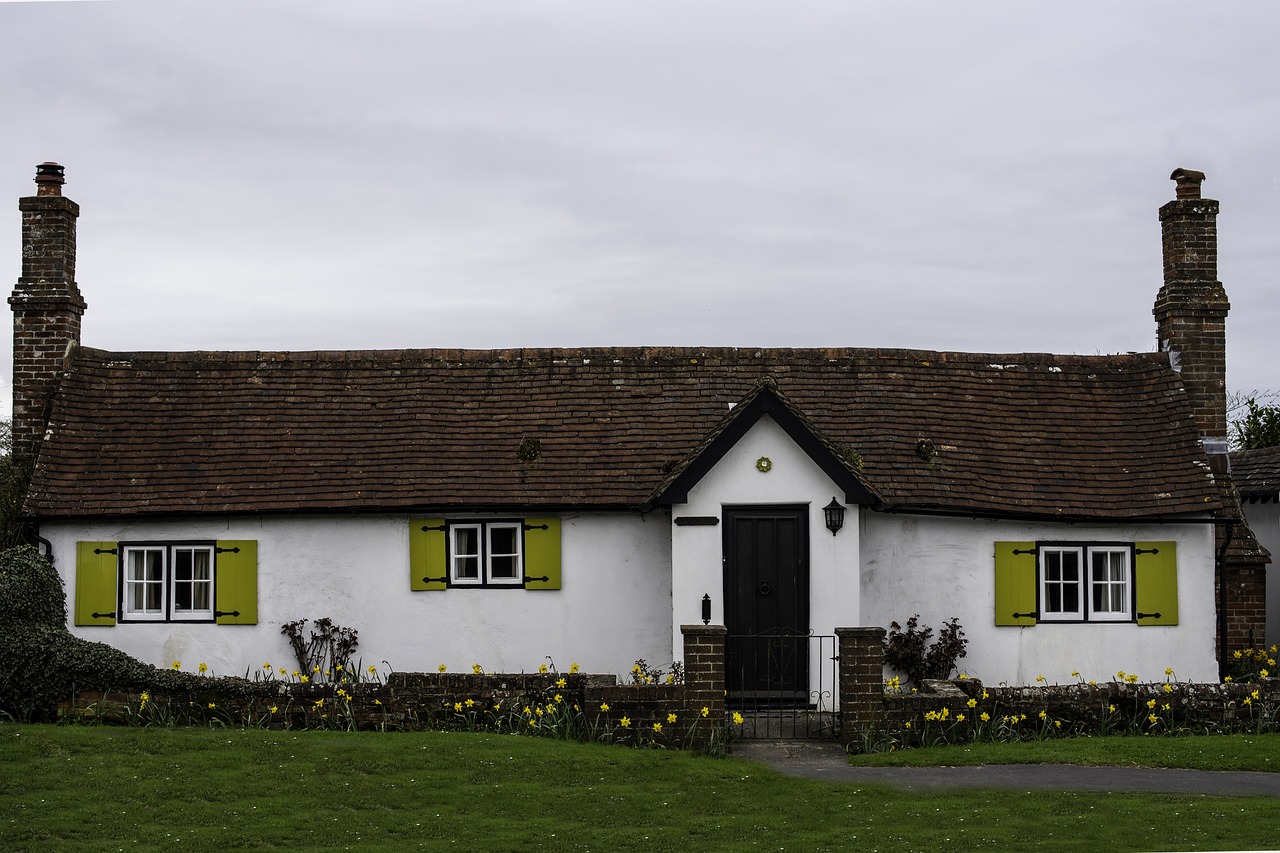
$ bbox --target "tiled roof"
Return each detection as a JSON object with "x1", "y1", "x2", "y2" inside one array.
[
  {"x1": 1231, "y1": 446, "x2": 1280, "y2": 498},
  {"x1": 25, "y1": 345, "x2": 1223, "y2": 520}
]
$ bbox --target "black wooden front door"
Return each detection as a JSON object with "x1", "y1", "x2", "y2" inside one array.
[{"x1": 723, "y1": 506, "x2": 809, "y2": 703}]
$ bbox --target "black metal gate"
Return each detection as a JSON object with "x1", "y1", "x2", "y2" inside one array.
[{"x1": 726, "y1": 630, "x2": 839, "y2": 739}]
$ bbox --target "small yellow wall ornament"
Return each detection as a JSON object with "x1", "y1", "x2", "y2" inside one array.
[{"x1": 756, "y1": 456, "x2": 772, "y2": 473}]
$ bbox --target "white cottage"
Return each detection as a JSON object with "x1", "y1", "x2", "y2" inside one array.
[{"x1": 10, "y1": 163, "x2": 1268, "y2": 691}]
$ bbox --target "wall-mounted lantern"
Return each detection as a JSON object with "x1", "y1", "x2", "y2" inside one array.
[
  {"x1": 823, "y1": 498, "x2": 846, "y2": 536},
  {"x1": 701, "y1": 593, "x2": 712, "y2": 625}
]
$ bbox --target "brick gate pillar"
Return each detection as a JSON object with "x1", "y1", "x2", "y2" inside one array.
[
  {"x1": 681, "y1": 624, "x2": 726, "y2": 748},
  {"x1": 835, "y1": 627, "x2": 885, "y2": 739}
]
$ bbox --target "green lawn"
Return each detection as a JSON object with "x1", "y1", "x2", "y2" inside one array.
[
  {"x1": 849, "y1": 732, "x2": 1280, "y2": 772},
  {"x1": 4, "y1": 725, "x2": 1280, "y2": 852}
]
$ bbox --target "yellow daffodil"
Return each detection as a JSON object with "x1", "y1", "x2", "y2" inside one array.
[
  {"x1": 538, "y1": 664, "x2": 549, "y2": 674},
  {"x1": 1038, "y1": 710, "x2": 1047, "y2": 719},
  {"x1": 1071, "y1": 670, "x2": 1080, "y2": 679},
  {"x1": 535, "y1": 707, "x2": 544, "y2": 717},
  {"x1": 570, "y1": 663, "x2": 580, "y2": 673},
  {"x1": 300, "y1": 675, "x2": 310, "y2": 684},
  {"x1": 472, "y1": 663, "x2": 483, "y2": 675},
  {"x1": 957, "y1": 673, "x2": 968, "y2": 680},
  {"x1": 465, "y1": 699, "x2": 475, "y2": 708},
  {"x1": 955, "y1": 713, "x2": 965, "y2": 723},
  {"x1": 980, "y1": 712, "x2": 990, "y2": 722},
  {"x1": 1035, "y1": 674, "x2": 1045, "y2": 683},
  {"x1": 1165, "y1": 667, "x2": 1174, "y2": 676},
  {"x1": 1225, "y1": 675, "x2": 1233, "y2": 682},
  {"x1": 198, "y1": 662, "x2": 208, "y2": 674},
  {"x1": 262, "y1": 662, "x2": 272, "y2": 670},
  {"x1": 701, "y1": 706, "x2": 710, "y2": 718},
  {"x1": 207, "y1": 702, "x2": 215, "y2": 709},
  {"x1": 171, "y1": 661, "x2": 181, "y2": 670},
  {"x1": 369, "y1": 665, "x2": 378, "y2": 674},
  {"x1": 1149, "y1": 713, "x2": 1159, "y2": 723},
  {"x1": 1262, "y1": 669, "x2": 1271, "y2": 678},
  {"x1": 1054, "y1": 720, "x2": 1062, "y2": 728},
  {"x1": 556, "y1": 677, "x2": 566, "y2": 688},
  {"x1": 269, "y1": 705, "x2": 278, "y2": 713},
  {"x1": 732, "y1": 712, "x2": 744, "y2": 725},
  {"x1": 653, "y1": 722, "x2": 662, "y2": 732},
  {"x1": 667, "y1": 713, "x2": 677, "y2": 724},
  {"x1": 1108, "y1": 704, "x2": 1116, "y2": 713},
  {"x1": 453, "y1": 702, "x2": 462, "y2": 712},
  {"x1": 620, "y1": 716, "x2": 631, "y2": 727},
  {"x1": 600, "y1": 702, "x2": 610, "y2": 712},
  {"x1": 1147, "y1": 699, "x2": 1157, "y2": 709},
  {"x1": 554, "y1": 694, "x2": 563, "y2": 704},
  {"x1": 438, "y1": 664, "x2": 447, "y2": 673},
  {"x1": 966, "y1": 698, "x2": 977, "y2": 708},
  {"x1": 375, "y1": 699, "x2": 382, "y2": 706}
]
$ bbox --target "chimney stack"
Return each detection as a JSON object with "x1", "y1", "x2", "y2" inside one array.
[
  {"x1": 9, "y1": 162, "x2": 86, "y2": 463},
  {"x1": 1153, "y1": 167, "x2": 1229, "y2": 451}
]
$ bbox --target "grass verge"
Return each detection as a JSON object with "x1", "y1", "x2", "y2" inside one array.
[
  {"x1": 848, "y1": 732, "x2": 1280, "y2": 772},
  {"x1": 5, "y1": 725, "x2": 1280, "y2": 852}
]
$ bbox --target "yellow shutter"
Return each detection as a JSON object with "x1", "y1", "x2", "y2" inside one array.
[
  {"x1": 74, "y1": 541, "x2": 118, "y2": 627},
  {"x1": 410, "y1": 518, "x2": 448, "y2": 590},
  {"x1": 1135, "y1": 541, "x2": 1178, "y2": 626},
  {"x1": 215, "y1": 541, "x2": 258, "y2": 625},
  {"x1": 523, "y1": 518, "x2": 561, "y2": 590},
  {"x1": 994, "y1": 541, "x2": 1037, "y2": 626}
]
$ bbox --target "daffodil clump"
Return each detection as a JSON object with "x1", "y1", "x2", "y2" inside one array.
[{"x1": 1223, "y1": 645, "x2": 1279, "y2": 684}]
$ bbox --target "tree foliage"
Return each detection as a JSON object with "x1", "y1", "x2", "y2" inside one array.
[{"x1": 1231, "y1": 395, "x2": 1280, "y2": 451}]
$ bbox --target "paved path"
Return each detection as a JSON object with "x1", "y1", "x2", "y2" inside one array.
[{"x1": 731, "y1": 740, "x2": 1280, "y2": 797}]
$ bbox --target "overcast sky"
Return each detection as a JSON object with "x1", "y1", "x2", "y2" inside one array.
[{"x1": 2, "y1": 1, "x2": 1277, "y2": 420}]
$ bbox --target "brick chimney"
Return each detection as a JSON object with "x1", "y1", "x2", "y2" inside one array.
[
  {"x1": 9, "y1": 162, "x2": 86, "y2": 463},
  {"x1": 1153, "y1": 167, "x2": 1229, "y2": 453}
]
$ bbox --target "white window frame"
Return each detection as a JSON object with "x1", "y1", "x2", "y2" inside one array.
[
  {"x1": 1038, "y1": 543, "x2": 1132, "y2": 623},
  {"x1": 1086, "y1": 547, "x2": 1132, "y2": 622},
  {"x1": 1039, "y1": 546, "x2": 1084, "y2": 621},
  {"x1": 447, "y1": 521, "x2": 524, "y2": 587},
  {"x1": 120, "y1": 543, "x2": 216, "y2": 622}
]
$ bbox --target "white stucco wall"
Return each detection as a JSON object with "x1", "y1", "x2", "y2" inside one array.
[
  {"x1": 42, "y1": 511, "x2": 672, "y2": 680},
  {"x1": 860, "y1": 513, "x2": 1220, "y2": 685},
  {"x1": 669, "y1": 414, "x2": 861, "y2": 654},
  {"x1": 1241, "y1": 500, "x2": 1280, "y2": 647}
]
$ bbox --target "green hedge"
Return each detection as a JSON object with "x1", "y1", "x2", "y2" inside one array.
[{"x1": 0, "y1": 545, "x2": 212, "y2": 721}]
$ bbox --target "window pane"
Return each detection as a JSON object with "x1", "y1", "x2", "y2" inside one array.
[
  {"x1": 455, "y1": 556, "x2": 479, "y2": 579},
  {"x1": 490, "y1": 555, "x2": 518, "y2": 579},
  {"x1": 488, "y1": 524, "x2": 521, "y2": 582},
  {"x1": 1089, "y1": 550, "x2": 1129, "y2": 617},
  {"x1": 125, "y1": 550, "x2": 165, "y2": 616},
  {"x1": 1042, "y1": 549, "x2": 1081, "y2": 618}
]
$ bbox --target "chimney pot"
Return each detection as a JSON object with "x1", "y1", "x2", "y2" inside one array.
[
  {"x1": 34, "y1": 161, "x2": 65, "y2": 197},
  {"x1": 1170, "y1": 167, "x2": 1205, "y2": 200}
]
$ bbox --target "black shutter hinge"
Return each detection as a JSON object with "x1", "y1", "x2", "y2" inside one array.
[
  {"x1": 523, "y1": 523, "x2": 549, "y2": 531},
  {"x1": 1011, "y1": 549, "x2": 1036, "y2": 556},
  {"x1": 420, "y1": 524, "x2": 446, "y2": 532},
  {"x1": 94, "y1": 547, "x2": 118, "y2": 555},
  {"x1": 215, "y1": 609, "x2": 241, "y2": 618},
  {"x1": 523, "y1": 575, "x2": 550, "y2": 584},
  {"x1": 1136, "y1": 611, "x2": 1162, "y2": 620},
  {"x1": 215, "y1": 546, "x2": 240, "y2": 554},
  {"x1": 1135, "y1": 548, "x2": 1159, "y2": 555},
  {"x1": 421, "y1": 575, "x2": 447, "y2": 585},
  {"x1": 1011, "y1": 611, "x2": 1039, "y2": 620},
  {"x1": 91, "y1": 611, "x2": 117, "y2": 619}
]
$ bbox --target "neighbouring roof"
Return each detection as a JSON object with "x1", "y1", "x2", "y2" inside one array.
[
  {"x1": 25, "y1": 345, "x2": 1224, "y2": 521},
  {"x1": 1232, "y1": 446, "x2": 1280, "y2": 501}
]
